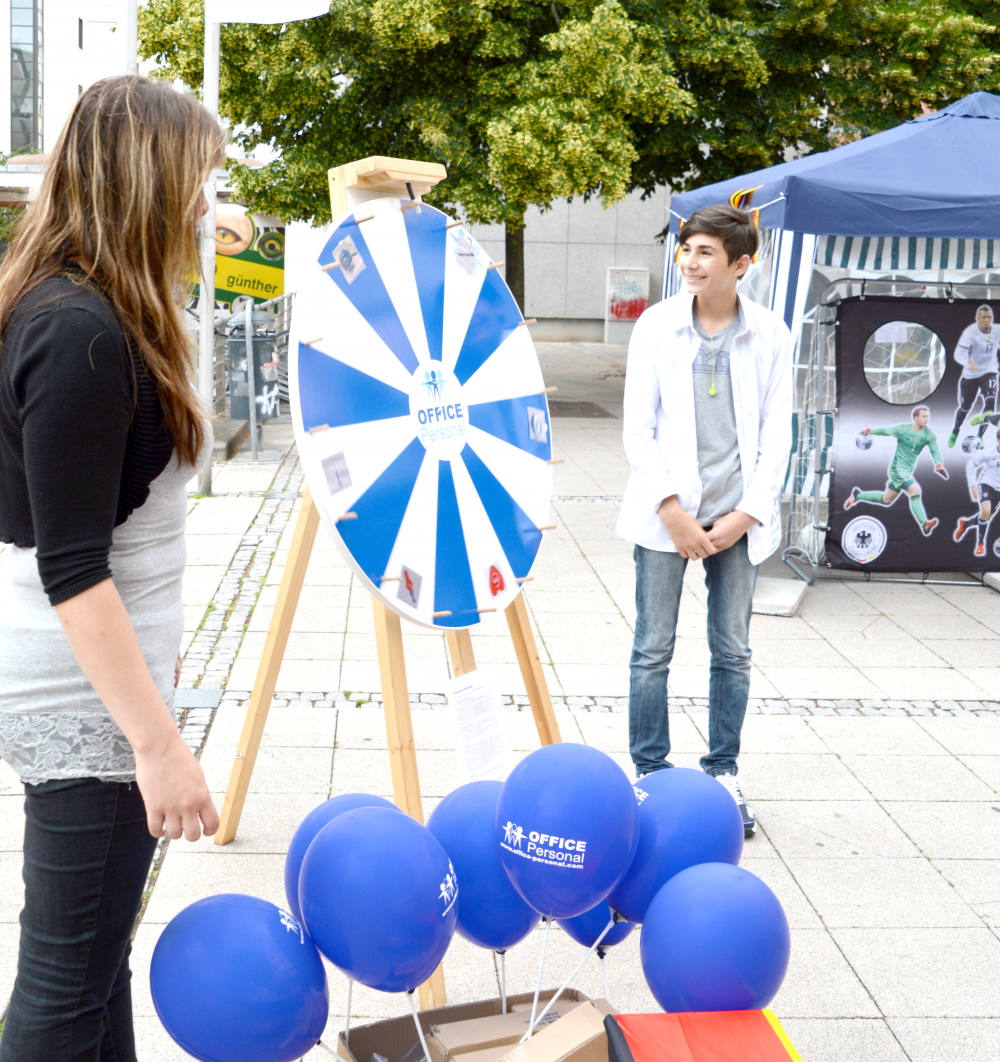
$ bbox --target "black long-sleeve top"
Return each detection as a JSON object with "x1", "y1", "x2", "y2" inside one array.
[{"x1": 0, "y1": 273, "x2": 174, "y2": 605}]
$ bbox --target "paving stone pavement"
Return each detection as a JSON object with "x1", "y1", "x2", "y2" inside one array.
[{"x1": 5, "y1": 346, "x2": 1000, "y2": 1061}]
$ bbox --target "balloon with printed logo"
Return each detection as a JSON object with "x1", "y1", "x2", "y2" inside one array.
[
  {"x1": 428, "y1": 779, "x2": 541, "y2": 950},
  {"x1": 640, "y1": 863, "x2": 790, "y2": 1012},
  {"x1": 284, "y1": 792, "x2": 402, "y2": 923},
  {"x1": 289, "y1": 199, "x2": 553, "y2": 631},
  {"x1": 557, "y1": 901, "x2": 635, "y2": 949},
  {"x1": 298, "y1": 806, "x2": 458, "y2": 992},
  {"x1": 495, "y1": 743, "x2": 640, "y2": 920},
  {"x1": 608, "y1": 767, "x2": 743, "y2": 925},
  {"x1": 150, "y1": 895, "x2": 328, "y2": 1062}
]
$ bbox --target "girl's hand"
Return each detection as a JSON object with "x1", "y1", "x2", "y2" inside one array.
[
  {"x1": 54, "y1": 580, "x2": 217, "y2": 842},
  {"x1": 135, "y1": 734, "x2": 219, "y2": 841}
]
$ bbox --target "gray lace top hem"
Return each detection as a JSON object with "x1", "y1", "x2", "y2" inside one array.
[{"x1": 0, "y1": 704, "x2": 177, "y2": 785}]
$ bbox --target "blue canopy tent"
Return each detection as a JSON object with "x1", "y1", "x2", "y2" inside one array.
[
  {"x1": 664, "y1": 92, "x2": 1000, "y2": 581},
  {"x1": 665, "y1": 91, "x2": 1000, "y2": 338}
]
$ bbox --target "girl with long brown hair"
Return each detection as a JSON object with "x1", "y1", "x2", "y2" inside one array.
[{"x1": 0, "y1": 75, "x2": 225, "y2": 1060}]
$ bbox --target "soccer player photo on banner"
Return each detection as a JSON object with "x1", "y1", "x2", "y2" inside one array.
[{"x1": 828, "y1": 294, "x2": 1000, "y2": 572}]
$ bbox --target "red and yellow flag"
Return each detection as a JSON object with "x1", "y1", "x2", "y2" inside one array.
[{"x1": 608, "y1": 1009, "x2": 803, "y2": 1062}]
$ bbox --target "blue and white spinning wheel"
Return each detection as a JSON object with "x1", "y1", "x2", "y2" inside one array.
[{"x1": 289, "y1": 199, "x2": 553, "y2": 630}]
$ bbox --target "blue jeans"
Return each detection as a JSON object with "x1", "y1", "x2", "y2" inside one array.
[
  {"x1": 629, "y1": 538, "x2": 758, "y2": 776},
  {"x1": 0, "y1": 777, "x2": 157, "y2": 1062}
]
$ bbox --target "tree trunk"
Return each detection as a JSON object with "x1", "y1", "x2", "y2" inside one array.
[{"x1": 504, "y1": 215, "x2": 525, "y2": 314}]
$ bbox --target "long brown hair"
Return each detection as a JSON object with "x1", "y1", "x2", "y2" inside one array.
[{"x1": 0, "y1": 76, "x2": 226, "y2": 464}]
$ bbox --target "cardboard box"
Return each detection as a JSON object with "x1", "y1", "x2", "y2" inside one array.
[
  {"x1": 336, "y1": 989, "x2": 592, "y2": 1062},
  {"x1": 426, "y1": 1001, "x2": 582, "y2": 1062},
  {"x1": 502, "y1": 1001, "x2": 616, "y2": 1062}
]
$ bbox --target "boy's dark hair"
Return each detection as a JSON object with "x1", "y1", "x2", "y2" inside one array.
[{"x1": 679, "y1": 204, "x2": 758, "y2": 265}]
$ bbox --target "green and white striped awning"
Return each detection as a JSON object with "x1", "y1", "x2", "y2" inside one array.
[{"x1": 817, "y1": 234, "x2": 1000, "y2": 273}]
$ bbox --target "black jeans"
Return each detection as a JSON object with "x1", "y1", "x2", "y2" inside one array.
[{"x1": 0, "y1": 777, "x2": 158, "y2": 1062}]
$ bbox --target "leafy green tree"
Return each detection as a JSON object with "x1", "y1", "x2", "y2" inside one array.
[
  {"x1": 140, "y1": 0, "x2": 998, "y2": 305},
  {"x1": 139, "y1": 0, "x2": 716, "y2": 308},
  {"x1": 628, "y1": 0, "x2": 1000, "y2": 200}
]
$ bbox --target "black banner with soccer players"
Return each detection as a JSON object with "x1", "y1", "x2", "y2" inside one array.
[{"x1": 828, "y1": 295, "x2": 1000, "y2": 572}]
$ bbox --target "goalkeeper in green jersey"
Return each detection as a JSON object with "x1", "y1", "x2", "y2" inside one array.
[{"x1": 844, "y1": 406, "x2": 948, "y2": 536}]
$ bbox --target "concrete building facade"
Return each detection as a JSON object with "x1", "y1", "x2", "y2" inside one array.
[
  {"x1": 1, "y1": 0, "x2": 124, "y2": 156},
  {"x1": 468, "y1": 185, "x2": 671, "y2": 340}
]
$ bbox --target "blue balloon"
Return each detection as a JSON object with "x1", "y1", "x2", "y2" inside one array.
[
  {"x1": 608, "y1": 767, "x2": 743, "y2": 924},
  {"x1": 428, "y1": 780, "x2": 541, "y2": 950},
  {"x1": 285, "y1": 792, "x2": 401, "y2": 922},
  {"x1": 150, "y1": 895, "x2": 328, "y2": 1062},
  {"x1": 640, "y1": 863, "x2": 790, "y2": 1012},
  {"x1": 496, "y1": 743, "x2": 640, "y2": 920},
  {"x1": 557, "y1": 901, "x2": 635, "y2": 949},
  {"x1": 299, "y1": 806, "x2": 458, "y2": 992}
]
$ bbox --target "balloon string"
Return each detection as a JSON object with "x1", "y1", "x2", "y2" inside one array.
[
  {"x1": 313, "y1": 1041, "x2": 347, "y2": 1060},
  {"x1": 498, "y1": 950, "x2": 507, "y2": 1014},
  {"x1": 345, "y1": 978, "x2": 353, "y2": 1047},
  {"x1": 527, "y1": 917, "x2": 551, "y2": 1038},
  {"x1": 520, "y1": 917, "x2": 615, "y2": 1043},
  {"x1": 409, "y1": 990, "x2": 432, "y2": 1062},
  {"x1": 600, "y1": 952, "x2": 610, "y2": 1006}
]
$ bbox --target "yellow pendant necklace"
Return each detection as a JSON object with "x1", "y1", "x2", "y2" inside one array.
[{"x1": 709, "y1": 335, "x2": 717, "y2": 397}]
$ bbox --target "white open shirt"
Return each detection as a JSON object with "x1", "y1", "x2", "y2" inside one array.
[{"x1": 615, "y1": 291, "x2": 793, "y2": 567}]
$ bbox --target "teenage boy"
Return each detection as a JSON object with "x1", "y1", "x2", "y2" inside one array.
[{"x1": 616, "y1": 205, "x2": 793, "y2": 836}]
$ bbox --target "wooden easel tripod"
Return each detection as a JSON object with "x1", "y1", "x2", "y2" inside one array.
[{"x1": 212, "y1": 157, "x2": 562, "y2": 1010}]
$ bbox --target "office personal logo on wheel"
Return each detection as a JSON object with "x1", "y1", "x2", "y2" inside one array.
[{"x1": 842, "y1": 516, "x2": 887, "y2": 564}]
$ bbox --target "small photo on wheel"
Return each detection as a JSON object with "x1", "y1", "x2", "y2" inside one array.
[
  {"x1": 333, "y1": 236, "x2": 366, "y2": 285},
  {"x1": 321, "y1": 451, "x2": 352, "y2": 495},
  {"x1": 397, "y1": 566, "x2": 422, "y2": 608}
]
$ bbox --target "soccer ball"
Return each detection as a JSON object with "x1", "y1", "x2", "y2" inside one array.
[
  {"x1": 994, "y1": 538, "x2": 1000, "y2": 558},
  {"x1": 856, "y1": 433, "x2": 873, "y2": 451},
  {"x1": 962, "y1": 435, "x2": 976, "y2": 454}
]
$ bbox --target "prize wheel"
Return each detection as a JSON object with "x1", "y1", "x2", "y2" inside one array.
[{"x1": 289, "y1": 198, "x2": 553, "y2": 630}]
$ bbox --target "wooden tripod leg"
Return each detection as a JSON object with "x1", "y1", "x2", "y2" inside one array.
[
  {"x1": 372, "y1": 598, "x2": 446, "y2": 1009},
  {"x1": 445, "y1": 629, "x2": 476, "y2": 677},
  {"x1": 505, "y1": 592, "x2": 561, "y2": 745},
  {"x1": 215, "y1": 489, "x2": 321, "y2": 845},
  {"x1": 373, "y1": 599, "x2": 424, "y2": 822}
]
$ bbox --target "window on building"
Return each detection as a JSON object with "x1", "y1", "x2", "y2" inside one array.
[{"x1": 11, "y1": 0, "x2": 43, "y2": 154}]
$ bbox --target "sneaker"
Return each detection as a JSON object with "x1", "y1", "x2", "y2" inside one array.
[
  {"x1": 922, "y1": 517, "x2": 938, "y2": 537},
  {"x1": 844, "y1": 487, "x2": 860, "y2": 511},
  {"x1": 712, "y1": 772, "x2": 756, "y2": 836},
  {"x1": 976, "y1": 541, "x2": 986, "y2": 557},
  {"x1": 955, "y1": 518, "x2": 969, "y2": 542},
  {"x1": 948, "y1": 431, "x2": 958, "y2": 448}
]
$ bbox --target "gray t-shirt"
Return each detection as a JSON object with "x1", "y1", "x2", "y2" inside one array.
[{"x1": 692, "y1": 310, "x2": 744, "y2": 526}]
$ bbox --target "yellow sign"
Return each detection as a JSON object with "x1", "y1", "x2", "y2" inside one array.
[
  {"x1": 190, "y1": 209, "x2": 286, "y2": 310},
  {"x1": 217, "y1": 257, "x2": 284, "y2": 302}
]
